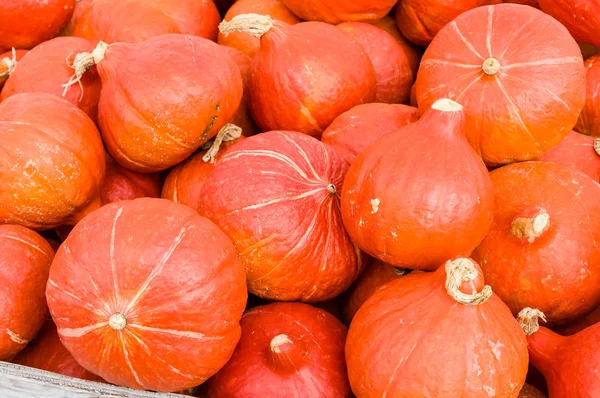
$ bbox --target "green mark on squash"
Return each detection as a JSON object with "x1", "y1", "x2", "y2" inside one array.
[{"x1": 201, "y1": 115, "x2": 219, "y2": 140}]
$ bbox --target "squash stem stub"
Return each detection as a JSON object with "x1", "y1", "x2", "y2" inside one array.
[
  {"x1": 517, "y1": 307, "x2": 547, "y2": 336},
  {"x1": 108, "y1": 313, "x2": 127, "y2": 331},
  {"x1": 219, "y1": 14, "x2": 274, "y2": 39},
  {"x1": 482, "y1": 58, "x2": 500, "y2": 75},
  {"x1": 445, "y1": 258, "x2": 492, "y2": 305}
]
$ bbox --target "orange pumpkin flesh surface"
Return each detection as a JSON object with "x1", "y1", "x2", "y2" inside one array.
[
  {"x1": 0, "y1": 0, "x2": 76, "y2": 52},
  {"x1": 341, "y1": 99, "x2": 493, "y2": 271},
  {"x1": 538, "y1": 0, "x2": 600, "y2": 49},
  {"x1": 321, "y1": 103, "x2": 419, "y2": 163},
  {"x1": 218, "y1": 0, "x2": 301, "y2": 59},
  {"x1": 279, "y1": 0, "x2": 398, "y2": 24},
  {"x1": 1, "y1": 37, "x2": 102, "y2": 121},
  {"x1": 519, "y1": 308, "x2": 600, "y2": 396},
  {"x1": 0, "y1": 93, "x2": 105, "y2": 231},
  {"x1": 0, "y1": 225, "x2": 54, "y2": 361},
  {"x1": 538, "y1": 130, "x2": 600, "y2": 182},
  {"x1": 207, "y1": 302, "x2": 350, "y2": 397},
  {"x1": 472, "y1": 161, "x2": 600, "y2": 325},
  {"x1": 12, "y1": 320, "x2": 103, "y2": 382},
  {"x1": 46, "y1": 198, "x2": 248, "y2": 392},
  {"x1": 337, "y1": 22, "x2": 413, "y2": 104},
  {"x1": 416, "y1": 4, "x2": 586, "y2": 166},
  {"x1": 197, "y1": 130, "x2": 364, "y2": 302},
  {"x1": 554, "y1": 306, "x2": 600, "y2": 336},
  {"x1": 220, "y1": 16, "x2": 376, "y2": 138},
  {"x1": 346, "y1": 257, "x2": 529, "y2": 397},
  {"x1": 72, "y1": 0, "x2": 221, "y2": 44},
  {"x1": 575, "y1": 55, "x2": 600, "y2": 136},
  {"x1": 518, "y1": 383, "x2": 546, "y2": 398},
  {"x1": 0, "y1": 49, "x2": 27, "y2": 88},
  {"x1": 369, "y1": 16, "x2": 422, "y2": 78}
]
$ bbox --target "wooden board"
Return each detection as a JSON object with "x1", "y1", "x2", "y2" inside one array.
[{"x1": 0, "y1": 361, "x2": 185, "y2": 398}]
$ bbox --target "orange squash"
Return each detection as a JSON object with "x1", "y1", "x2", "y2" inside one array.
[
  {"x1": 554, "y1": 306, "x2": 600, "y2": 336},
  {"x1": 538, "y1": 0, "x2": 600, "y2": 49},
  {"x1": 575, "y1": 55, "x2": 600, "y2": 136},
  {"x1": 538, "y1": 131, "x2": 600, "y2": 182},
  {"x1": 0, "y1": 49, "x2": 27, "y2": 89},
  {"x1": 279, "y1": 0, "x2": 398, "y2": 24},
  {"x1": 370, "y1": 16, "x2": 421, "y2": 78}
]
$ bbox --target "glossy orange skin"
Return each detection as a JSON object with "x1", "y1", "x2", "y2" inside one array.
[
  {"x1": 198, "y1": 131, "x2": 364, "y2": 302},
  {"x1": 472, "y1": 162, "x2": 600, "y2": 325},
  {"x1": 0, "y1": 93, "x2": 105, "y2": 230},
  {"x1": 539, "y1": 130, "x2": 600, "y2": 182},
  {"x1": 218, "y1": 0, "x2": 301, "y2": 59},
  {"x1": 337, "y1": 22, "x2": 413, "y2": 104},
  {"x1": 221, "y1": 47, "x2": 258, "y2": 136},
  {"x1": 527, "y1": 324, "x2": 600, "y2": 396},
  {"x1": 518, "y1": 384, "x2": 546, "y2": 397},
  {"x1": 416, "y1": 4, "x2": 586, "y2": 166},
  {"x1": 346, "y1": 258, "x2": 529, "y2": 397},
  {"x1": 370, "y1": 17, "x2": 421, "y2": 78},
  {"x1": 60, "y1": 0, "x2": 95, "y2": 37},
  {"x1": 575, "y1": 56, "x2": 600, "y2": 136},
  {"x1": 0, "y1": 225, "x2": 54, "y2": 361},
  {"x1": 504, "y1": 0, "x2": 538, "y2": 5},
  {"x1": 1, "y1": 37, "x2": 101, "y2": 121},
  {"x1": 321, "y1": 103, "x2": 419, "y2": 163},
  {"x1": 12, "y1": 320, "x2": 103, "y2": 382},
  {"x1": 342, "y1": 103, "x2": 494, "y2": 271},
  {"x1": 280, "y1": 0, "x2": 398, "y2": 24},
  {"x1": 97, "y1": 34, "x2": 243, "y2": 172},
  {"x1": 208, "y1": 303, "x2": 350, "y2": 398},
  {"x1": 248, "y1": 21, "x2": 376, "y2": 138},
  {"x1": 0, "y1": 0, "x2": 75, "y2": 52},
  {"x1": 555, "y1": 306, "x2": 600, "y2": 336},
  {"x1": 72, "y1": 0, "x2": 220, "y2": 44},
  {"x1": 538, "y1": 0, "x2": 600, "y2": 48},
  {"x1": 47, "y1": 198, "x2": 247, "y2": 392},
  {"x1": 0, "y1": 49, "x2": 28, "y2": 88}
]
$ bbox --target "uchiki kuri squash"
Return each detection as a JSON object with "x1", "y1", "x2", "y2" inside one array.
[
  {"x1": 279, "y1": 0, "x2": 398, "y2": 24},
  {"x1": 538, "y1": 0, "x2": 600, "y2": 49},
  {"x1": 575, "y1": 55, "x2": 600, "y2": 136},
  {"x1": 0, "y1": 49, "x2": 27, "y2": 89},
  {"x1": 538, "y1": 130, "x2": 600, "y2": 182},
  {"x1": 369, "y1": 16, "x2": 421, "y2": 78}
]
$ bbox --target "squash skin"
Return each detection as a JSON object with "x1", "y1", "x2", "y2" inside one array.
[
  {"x1": 575, "y1": 55, "x2": 600, "y2": 136},
  {"x1": 0, "y1": 225, "x2": 54, "y2": 361},
  {"x1": 279, "y1": 0, "x2": 398, "y2": 24},
  {"x1": 0, "y1": 49, "x2": 28, "y2": 89},
  {"x1": 554, "y1": 306, "x2": 600, "y2": 336},
  {"x1": 416, "y1": 4, "x2": 586, "y2": 166},
  {"x1": 47, "y1": 198, "x2": 248, "y2": 392},
  {"x1": 472, "y1": 161, "x2": 600, "y2": 325},
  {"x1": 207, "y1": 302, "x2": 350, "y2": 398},
  {"x1": 538, "y1": 0, "x2": 600, "y2": 49},
  {"x1": 369, "y1": 16, "x2": 421, "y2": 78},
  {"x1": 538, "y1": 130, "x2": 600, "y2": 183}
]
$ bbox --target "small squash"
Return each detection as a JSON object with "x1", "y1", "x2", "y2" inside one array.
[
  {"x1": 538, "y1": 0, "x2": 600, "y2": 48},
  {"x1": 0, "y1": 49, "x2": 27, "y2": 88},
  {"x1": 575, "y1": 55, "x2": 600, "y2": 136},
  {"x1": 538, "y1": 131, "x2": 600, "y2": 182},
  {"x1": 279, "y1": 0, "x2": 398, "y2": 24}
]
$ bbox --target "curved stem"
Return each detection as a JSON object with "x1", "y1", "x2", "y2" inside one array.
[
  {"x1": 445, "y1": 258, "x2": 492, "y2": 305},
  {"x1": 511, "y1": 209, "x2": 550, "y2": 243},
  {"x1": 517, "y1": 307, "x2": 547, "y2": 336},
  {"x1": 0, "y1": 48, "x2": 17, "y2": 78},
  {"x1": 62, "y1": 41, "x2": 109, "y2": 99},
  {"x1": 202, "y1": 124, "x2": 242, "y2": 163},
  {"x1": 219, "y1": 14, "x2": 274, "y2": 39}
]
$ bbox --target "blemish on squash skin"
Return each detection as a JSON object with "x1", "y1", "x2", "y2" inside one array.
[{"x1": 371, "y1": 198, "x2": 380, "y2": 214}]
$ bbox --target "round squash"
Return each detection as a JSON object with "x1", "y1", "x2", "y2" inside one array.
[
  {"x1": 0, "y1": 93, "x2": 105, "y2": 230},
  {"x1": 575, "y1": 55, "x2": 600, "y2": 136},
  {"x1": 416, "y1": 4, "x2": 586, "y2": 166},
  {"x1": 347, "y1": 257, "x2": 529, "y2": 397},
  {"x1": 472, "y1": 161, "x2": 600, "y2": 325},
  {"x1": 321, "y1": 103, "x2": 419, "y2": 163},
  {"x1": 279, "y1": 0, "x2": 398, "y2": 24},
  {"x1": 518, "y1": 383, "x2": 546, "y2": 398},
  {"x1": 342, "y1": 99, "x2": 493, "y2": 271},
  {"x1": 1, "y1": 37, "x2": 101, "y2": 121},
  {"x1": 207, "y1": 302, "x2": 350, "y2": 397},
  {"x1": 0, "y1": 225, "x2": 54, "y2": 361},
  {"x1": 538, "y1": 0, "x2": 600, "y2": 49},
  {"x1": 46, "y1": 198, "x2": 248, "y2": 392},
  {"x1": 197, "y1": 130, "x2": 364, "y2": 302},
  {"x1": 337, "y1": 22, "x2": 413, "y2": 104},
  {"x1": 0, "y1": 49, "x2": 27, "y2": 89},
  {"x1": 0, "y1": 0, "x2": 76, "y2": 52},
  {"x1": 554, "y1": 306, "x2": 600, "y2": 336},
  {"x1": 369, "y1": 16, "x2": 421, "y2": 78},
  {"x1": 219, "y1": 15, "x2": 376, "y2": 138},
  {"x1": 538, "y1": 131, "x2": 600, "y2": 182}
]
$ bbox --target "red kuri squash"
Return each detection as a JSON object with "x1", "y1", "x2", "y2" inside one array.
[
  {"x1": 342, "y1": 99, "x2": 493, "y2": 271},
  {"x1": 554, "y1": 306, "x2": 600, "y2": 336},
  {"x1": 538, "y1": 0, "x2": 600, "y2": 49},
  {"x1": 207, "y1": 302, "x2": 350, "y2": 397},
  {"x1": 279, "y1": 0, "x2": 398, "y2": 24},
  {"x1": 416, "y1": 4, "x2": 586, "y2": 166},
  {"x1": 369, "y1": 16, "x2": 421, "y2": 78},
  {"x1": 0, "y1": 93, "x2": 105, "y2": 230},
  {"x1": 0, "y1": 49, "x2": 27, "y2": 89},
  {"x1": 538, "y1": 130, "x2": 600, "y2": 182},
  {"x1": 337, "y1": 22, "x2": 413, "y2": 104},
  {"x1": 575, "y1": 55, "x2": 600, "y2": 136},
  {"x1": 197, "y1": 130, "x2": 364, "y2": 302},
  {"x1": 0, "y1": 225, "x2": 54, "y2": 361},
  {"x1": 219, "y1": 15, "x2": 376, "y2": 138},
  {"x1": 46, "y1": 198, "x2": 247, "y2": 392},
  {"x1": 347, "y1": 257, "x2": 529, "y2": 397},
  {"x1": 472, "y1": 161, "x2": 600, "y2": 325}
]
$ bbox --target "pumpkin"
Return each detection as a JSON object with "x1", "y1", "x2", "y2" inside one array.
[
  {"x1": 72, "y1": 0, "x2": 220, "y2": 44},
  {"x1": 197, "y1": 130, "x2": 364, "y2": 302},
  {"x1": 575, "y1": 55, "x2": 600, "y2": 136},
  {"x1": 341, "y1": 99, "x2": 493, "y2": 271},
  {"x1": 337, "y1": 22, "x2": 413, "y2": 104},
  {"x1": 218, "y1": 0, "x2": 301, "y2": 59},
  {"x1": 518, "y1": 308, "x2": 600, "y2": 396},
  {"x1": 1, "y1": 37, "x2": 102, "y2": 121},
  {"x1": 347, "y1": 257, "x2": 529, "y2": 397},
  {"x1": 416, "y1": 4, "x2": 586, "y2": 166},
  {"x1": 0, "y1": 0, "x2": 75, "y2": 52},
  {"x1": 219, "y1": 15, "x2": 376, "y2": 138},
  {"x1": 0, "y1": 225, "x2": 54, "y2": 361},
  {"x1": 66, "y1": 34, "x2": 243, "y2": 172},
  {"x1": 162, "y1": 125, "x2": 244, "y2": 209},
  {"x1": 12, "y1": 320, "x2": 103, "y2": 382},
  {"x1": 538, "y1": 0, "x2": 600, "y2": 49},
  {"x1": 0, "y1": 49, "x2": 27, "y2": 89},
  {"x1": 519, "y1": 383, "x2": 546, "y2": 398},
  {"x1": 369, "y1": 16, "x2": 421, "y2": 78},
  {"x1": 396, "y1": 0, "x2": 501, "y2": 46},
  {"x1": 207, "y1": 302, "x2": 350, "y2": 397},
  {"x1": 279, "y1": 0, "x2": 398, "y2": 24},
  {"x1": 555, "y1": 306, "x2": 600, "y2": 336},
  {"x1": 0, "y1": 93, "x2": 105, "y2": 230},
  {"x1": 472, "y1": 161, "x2": 600, "y2": 325},
  {"x1": 46, "y1": 198, "x2": 248, "y2": 392},
  {"x1": 538, "y1": 131, "x2": 600, "y2": 182},
  {"x1": 321, "y1": 103, "x2": 419, "y2": 163}
]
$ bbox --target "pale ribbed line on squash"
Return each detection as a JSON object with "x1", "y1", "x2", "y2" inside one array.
[
  {"x1": 498, "y1": 17, "x2": 535, "y2": 60},
  {"x1": 455, "y1": 74, "x2": 483, "y2": 103},
  {"x1": 119, "y1": 333, "x2": 146, "y2": 388},
  {"x1": 128, "y1": 324, "x2": 223, "y2": 341},
  {"x1": 278, "y1": 132, "x2": 325, "y2": 183},
  {"x1": 486, "y1": 7, "x2": 494, "y2": 58},
  {"x1": 494, "y1": 77, "x2": 537, "y2": 145},
  {"x1": 58, "y1": 322, "x2": 108, "y2": 338},
  {"x1": 419, "y1": 59, "x2": 479, "y2": 69},
  {"x1": 502, "y1": 56, "x2": 582, "y2": 70},
  {"x1": 109, "y1": 207, "x2": 124, "y2": 308},
  {"x1": 450, "y1": 21, "x2": 484, "y2": 60},
  {"x1": 499, "y1": 72, "x2": 571, "y2": 111},
  {"x1": 0, "y1": 235, "x2": 48, "y2": 258},
  {"x1": 48, "y1": 278, "x2": 109, "y2": 317},
  {"x1": 238, "y1": 187, "x2": 325, "y2": 212},
  {"x1": 5, "y1": 328, "x2": 28, "y2": 345}
]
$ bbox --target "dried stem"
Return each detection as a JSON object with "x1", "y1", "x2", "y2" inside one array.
[
  {"x1": 0, "y1": 48, "x2": 18, "y2": 78},
  {"x1": 202, "y1": 124, "x2": 242, "y2": 163},
  {"x1": 62, "y1": 41, "x2": 109, "y2": 100},
  {"x1": 517, "y1": 308, "x2": 547, "y2": 336},
  {"x1": 594, "y1": 138, "x2": 600, "y2": 157},
  {"x1": 219, "y1": 13, "x2": 274, "y2": 39},
  {"x1": 511, "y1": 209, "x2": 550, "y2": 243},
  {"x1": 445, "y1": 258, "x2": 492, "y2": 305}
]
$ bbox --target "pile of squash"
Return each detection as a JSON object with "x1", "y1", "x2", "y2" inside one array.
[{"x1": 1, "y1": 0, "x2": 599, "y2": 396}]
